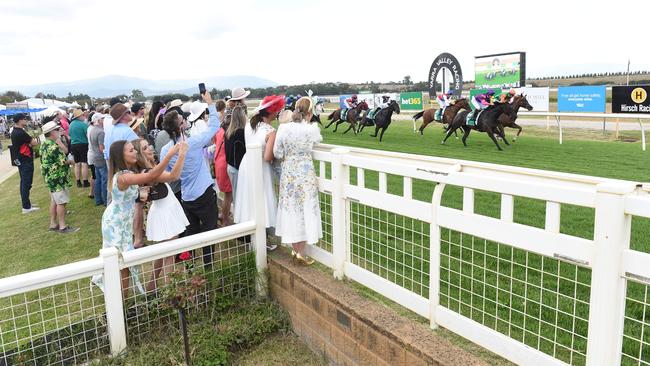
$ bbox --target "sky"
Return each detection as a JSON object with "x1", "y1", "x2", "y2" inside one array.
[{"x1": 1, "y1": 0, "x2": 648, "y2": 87}]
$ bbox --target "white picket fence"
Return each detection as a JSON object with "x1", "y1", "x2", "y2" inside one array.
[{"x1": 1, "y1": 143, "x2": 650, "y2": 365}]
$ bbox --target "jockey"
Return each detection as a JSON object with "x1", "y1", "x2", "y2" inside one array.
[
  {"x1": 469, "y1": 89, "x2": 496, "y2": 122},
  {"x1": 368, "y1": 95, "x2": 391, "y2": 120},
  {"x1": 344, "y1": 94, "x2": 359, "y2": 109},
  {"x1": 500, "y1": 89, "x2": 517, "y2": 103},
  {"x1": 435, "y1": 89, "x2": 454, "y2": 120},
  {"x1": 285, "y1": 95, "x2": 296, "y2": 108}
]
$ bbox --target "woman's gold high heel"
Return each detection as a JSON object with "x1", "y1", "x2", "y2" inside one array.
[{"x1": 295, "y1": 252, "x2": 314, "y2": 266}]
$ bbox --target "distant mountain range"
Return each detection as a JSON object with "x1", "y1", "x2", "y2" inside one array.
[{"x1": 1, "y1": 75, "x2": 278, "y2": 98}]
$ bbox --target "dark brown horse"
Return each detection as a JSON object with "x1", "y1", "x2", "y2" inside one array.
[
  {"x1": 413, "y1": 98, "x2": 471, "y2": 135},
  {"x1": 497, "y1": 94, "x2": 533, "y2": 140},
  {"x1": 324, "y1": 101, "x2": 369, "y2": 134},
  {"x1": 443, "y1": 102, "x2": 513, "y2": 151}
]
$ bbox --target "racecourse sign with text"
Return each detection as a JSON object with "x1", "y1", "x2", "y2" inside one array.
[
  {"x1": 428, "y1": 52, "x2": 463, "y2": 100},
  {"x1": 612, "y1": 85, "x2": 650, "y2": 114}
]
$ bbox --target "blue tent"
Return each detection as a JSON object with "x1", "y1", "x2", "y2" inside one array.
[{"x1": 0, "y1": 108, "x2": 47, "y2": 116}]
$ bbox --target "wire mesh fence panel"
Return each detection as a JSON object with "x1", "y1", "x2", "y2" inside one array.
[
  {"x1": 349, "y1": 201, "x2": 430, "y2": 298},
  {"x1": 621, "y1": 279, "x2": 650, "y2": 366},
  {"x1": 439, "y1": 228, "x2": 591, "y2": 366},
  {"x1": 0, "y1": 277, "x2": 109, "y2": 366},
  {"x1": 120, "y1": 236, "x2": 257, "y2": 345},
  {"x1": 318, "y1": 192, "x2": 333, "y2": 253}
]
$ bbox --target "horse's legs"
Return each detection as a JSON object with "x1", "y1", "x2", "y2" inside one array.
[
  {"x1": 324, "y1": 118, "x2": 337, "y2": 129},
  {"x1": 498, "y1": 127, "x2": 511, "y2": 146},
  {"x1": 418, "y1": 119, "x2": 431, "y2": 135},
  {"x1": 333, "y1": 121, "x2": 342, "y2": 132},
  {"x1": 379, "y1": 125, "x2": 388, "y2": 142},
  {"x1": 485, "y1": 127, "x2": 503, "y2": 151},
  {"x1": 442, "y1": 124, "x2": 458, "y2": 144},
  {"x1": 513, "y1": 123, "x2": 522, "y2": 141},
  {"x1": 370, "y1": 125, "x2": 379, "y2": 138},
  {"x1": 343, "y1": 123, "x2": 354, "y2": 134},
  {"x1": 461, "y1": 127, "x2": 472, "y2": 147}
]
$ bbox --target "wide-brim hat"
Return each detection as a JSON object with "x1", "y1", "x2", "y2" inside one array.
[
  {"x1": 168, "y1": 99, "x2": 183, "y2": 109},
  {"x1": 188, "y1": 100, "x2": 208, "y2": 122},
  {"x1": 109, "y1": 103, "x2": 129, "y2": 125},
  {"x1": 42, "y1": 121, "x2": 61, "y2": 134},
  {"x1": 251, "y1": 95, "x2": 285, "y2": 116},
  {"x1": 70, "y1": 109, "x2": 84, "y2": 120},
  {"x1": 230, "y1": 87, "x2": 250, "y2": 101}
]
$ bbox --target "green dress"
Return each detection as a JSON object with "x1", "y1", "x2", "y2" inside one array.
[{"x1": 91, "y1": 171, "x2": 144, "y2": 295}]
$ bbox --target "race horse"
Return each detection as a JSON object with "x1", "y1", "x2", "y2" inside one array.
[
  {"x1": 413, "y1": 98, "x2": 471, "y2": 135},
  {"x1": 324, "y1": 101, "x2": 369, "y2": 134},
  {"x1": 497, "y1": 94, "x2": 533, "y2": 140},
  {"x1": 443, "y1": 102, "x2": 513, "y2": 151},
  {"x1": 358, "y1": 100, "x2": 400, "y2": 141}
]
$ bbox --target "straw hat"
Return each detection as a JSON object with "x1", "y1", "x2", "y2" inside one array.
[
  {"x1": 42, "y1": 121, "x2": 61, "y2": 134},
  {"x1": 70, "y1": 109, "x2": 84, "y2": 121}
]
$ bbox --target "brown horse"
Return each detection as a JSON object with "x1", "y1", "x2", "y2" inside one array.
[
  {"x1": 497, "y1": 94, "x2": 533, "y2": 140},
  {"x1": 324, "y1": 101, "x2": 369, "y2": 134},
  {"x1": 413, "y1": 98, "x2": 471, "y2": 135}
]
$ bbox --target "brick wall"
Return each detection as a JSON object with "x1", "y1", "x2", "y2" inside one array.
[{"x1": 268, "y1": 252, "x2": 487, "y2": 366}]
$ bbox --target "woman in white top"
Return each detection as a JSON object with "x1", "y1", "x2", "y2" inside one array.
[
  {"x1": 273, "y1": 97, "x2": 323, "y2": 265},
  {"x1": 233, "y1": 96, "x2": 285, "y2": 250}
]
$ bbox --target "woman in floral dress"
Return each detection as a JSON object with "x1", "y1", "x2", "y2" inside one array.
[
  {"x1": 274, "y1": 97, "x2": 323, "y2": 265},
  {"x1": 92, "y1": 138, "x2": 184, "y2": 298}
]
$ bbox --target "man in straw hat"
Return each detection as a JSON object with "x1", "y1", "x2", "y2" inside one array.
[
  {"x1": 160, "y1": 88, "x2": 221, "y2": 267},
  {"x1": 40, "y1": 120, "x2": 78, "y2": 234}
]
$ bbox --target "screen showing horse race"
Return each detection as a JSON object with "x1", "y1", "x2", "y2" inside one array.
[{"x1": 474, "y1": 52, "x2": 526, "y2": 89}]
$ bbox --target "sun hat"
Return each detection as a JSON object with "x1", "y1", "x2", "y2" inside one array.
[
  {"x1": 230, "y1": 87, "x2": 250, "y2": 101},
  {"x1": 42, "y1": 121, "x2": 61, "y2": 134},
  {"x1": 251, "y1": 95, "x2": 285, "y2": 116},
  {"x1": 187, "y1": 100, "x2": 208, "y2": 122},
  {"x1": 70, "y1": 109, "x2": 84, "y2": 121},
  {"x1": 168, "y1": 99, "x2": 183, "y2": 109},
  {"x1": 109, "y1": 103, "x2": 130, "y2": 124},
  {"x1": 91, "y1": 113, "x2": 105, "y2": 124}
]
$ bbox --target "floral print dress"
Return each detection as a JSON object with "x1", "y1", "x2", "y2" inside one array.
[
  {"x1": 91, "y1": 170, "x2": 144, "y2": 294},
  {"x1": 273, "y1": 121, "x2": 323, "y2": 244}
]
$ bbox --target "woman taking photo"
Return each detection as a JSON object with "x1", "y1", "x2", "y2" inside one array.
[
  {"x1": 91, "y1": 124, "x2": 185, "y2": 297},
  {"x1": 132, "y1": 137, "x2": 189, "y2": 291},
  {"x1": 274, "y1": 97, "x2": 323, "y2": 265}
]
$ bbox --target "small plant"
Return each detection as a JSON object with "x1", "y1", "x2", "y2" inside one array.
[{"x1": 160, "y1": 263, "x2": 207, "y2": 366}]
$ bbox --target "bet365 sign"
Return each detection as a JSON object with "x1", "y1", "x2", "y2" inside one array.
[
  {"x1": 399, "y1": 92, "x2": 423, "y2": 110},
  {"x1": 612, "y1": 86, "x2": 650, "y2": 114}
]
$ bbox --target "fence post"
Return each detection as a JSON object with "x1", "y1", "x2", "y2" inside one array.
[
  {"x1": 101, "y1": 247, "x2": 127, "y2": 355},
  {"x1": 247, "y1": 144, "x2": 268, "y2": 295},
  {"x1": 585, "y1": 182, "x2": 634, "y2": 366},
  {"x1": 331, "y1": 147, "x2": 349, "y2": 279}
]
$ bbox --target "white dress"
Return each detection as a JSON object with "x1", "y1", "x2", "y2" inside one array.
[
  {"x1": 146, "y1": 183, "x2": 190, "y2": 241},
  {"x1": 273, "y1": 121, "x2": 323, "y2": 244},
  {"x1": 233, "y1": 122, "x2": 277, "y2": 228}
]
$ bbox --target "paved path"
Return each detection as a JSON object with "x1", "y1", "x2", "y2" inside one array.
[{"x1": 0, "y1": 149, "x2": 18, "y2": 185}]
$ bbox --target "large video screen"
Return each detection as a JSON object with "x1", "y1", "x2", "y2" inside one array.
[{"x1": 474, "y1": 52, "x2": 526, "y2": 89}]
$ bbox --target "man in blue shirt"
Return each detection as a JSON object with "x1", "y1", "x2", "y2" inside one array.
[
  {"x1": 104, "y1": 103, "x2": 138, "y2": 162},
  {"x1": 160, "y1": 92, "x2": 220, "y2": 266}
]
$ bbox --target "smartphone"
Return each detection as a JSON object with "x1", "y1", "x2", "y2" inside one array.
[{"x1": 198, "y1": 83, "x2": 206, "y2": 95}]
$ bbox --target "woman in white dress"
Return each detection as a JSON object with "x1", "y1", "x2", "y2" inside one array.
[
  {"x1": 132, "y1": 135, "x2": 189, "y2": 291},
  {"x1": 233, "y1": 96, "x2": 286, "y2": 251},
  {"x1": 274, "y1": 97, "x2": 323, "y2": 265}
]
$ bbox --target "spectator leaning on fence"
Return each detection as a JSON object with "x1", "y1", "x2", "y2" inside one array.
[
  {"x1": 40, "y1": 120, "x2": 78, "y2": 234},
  {"x1": 10, "y1": 113, "x2": 39, "y2": 214}
]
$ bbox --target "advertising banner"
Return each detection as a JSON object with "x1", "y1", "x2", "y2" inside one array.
[
  {"x1": 514, "y1": 87, "x2": 549, "y2": 112},
  {"x1": 557, "y1": 86, "x2": 606, "y2": 112},
  {"x1": 612, "y1": 85, "x2": 650, "y2": 114},
  {"x1": 428, "y1": 52, "x2": 463, "y2": 99},
  {"x1": 475, "y1": 52, "x2": 526, "y2": 89},
  {"x1": 339, "y1": 95, "x2": 351, "y2": 109},
  {"x1": 399, "y1": 92, "x2": 423, "y2": 110}
]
